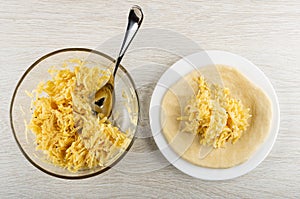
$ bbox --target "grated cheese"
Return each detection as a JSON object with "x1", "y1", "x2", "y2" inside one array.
[
  {"x1": 28, "y1": 59, "x2": 130, "y2": 172},
  {"x1": 179, "y1": 76, "x2": 251, "y2": 148}
]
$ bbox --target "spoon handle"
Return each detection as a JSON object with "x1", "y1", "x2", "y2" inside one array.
[{"x1": 113, "y1": 5, "x2": 144, "y2": 76}]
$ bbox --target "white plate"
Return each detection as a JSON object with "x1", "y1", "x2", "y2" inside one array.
[{"x1": 149, "y1": 50, "x2": 280, "y2": 180}]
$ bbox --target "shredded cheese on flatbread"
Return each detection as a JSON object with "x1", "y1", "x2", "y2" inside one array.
[
  {"x1": 28, "y1": 60, "x2": 130, "y2": 172},
  {"x1": 179, "y1": 76, "x2": 251, "y2": 148}
]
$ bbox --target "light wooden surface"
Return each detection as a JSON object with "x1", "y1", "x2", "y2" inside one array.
[{"x1": 1, "y1": 0, "x2": 300, "y2": 198}]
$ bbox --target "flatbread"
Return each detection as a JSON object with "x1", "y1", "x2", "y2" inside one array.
[{"x1": 161, "y1": 65, "x2": 272, "y2": 168}]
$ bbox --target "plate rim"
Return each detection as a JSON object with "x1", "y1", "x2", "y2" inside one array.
[{"x1": 149, "y1": 50, "x2": 280, "y2": 180}]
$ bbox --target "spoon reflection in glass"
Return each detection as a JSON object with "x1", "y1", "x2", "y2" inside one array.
[{"x1": 93, "y1": 5, "x2": 143, "y2": 117}]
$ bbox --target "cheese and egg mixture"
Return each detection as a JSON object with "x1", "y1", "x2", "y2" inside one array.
[
  {"x1": 179, "y1": 75, "x2": 251, "y2": 149},
  {"x1": 28, "y1": 60, "x2": 130, "y2": 172}
]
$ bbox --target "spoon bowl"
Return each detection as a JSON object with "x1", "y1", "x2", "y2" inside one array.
[{"x1": 94, "y1": 5, "x2": 143, "y2": 117}]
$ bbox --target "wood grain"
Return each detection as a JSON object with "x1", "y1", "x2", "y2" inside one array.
[{"x1": 1, "y1": 0, "x2": 300, "y2": 198}]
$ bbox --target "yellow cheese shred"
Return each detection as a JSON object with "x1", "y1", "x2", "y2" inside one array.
[
  {"x1": 179, "y1": 76, "x2": 251, "y2": 148},
  {"x1": 28, "y1": 60, "x2": 129, "y2": 172}
]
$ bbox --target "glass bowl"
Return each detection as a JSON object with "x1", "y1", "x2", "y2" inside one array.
[{"x1": 10, "y1": 48, "x2": 139, "y2": 179}]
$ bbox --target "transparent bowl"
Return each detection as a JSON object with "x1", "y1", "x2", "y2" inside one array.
[{"x1": 10, "y1": 48, "x2": 139, "y2": 179}]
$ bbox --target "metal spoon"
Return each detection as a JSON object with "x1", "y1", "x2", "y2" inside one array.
[{"x1": 94, "y1": 5, "x2": 143, "y2": 117}]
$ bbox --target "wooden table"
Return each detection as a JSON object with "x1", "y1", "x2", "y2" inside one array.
[{"x1": 1, "y1": 1, "x2": 299, "y2": 198}]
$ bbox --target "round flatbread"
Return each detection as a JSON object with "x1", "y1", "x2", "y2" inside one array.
[{"x1": 161, "y1": 65, "x2": 272, "y2": 168}]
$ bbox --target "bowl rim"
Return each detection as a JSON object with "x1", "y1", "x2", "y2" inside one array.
[{"x1": 9, "y1": 47, "x2": 140, "y2": 179}]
